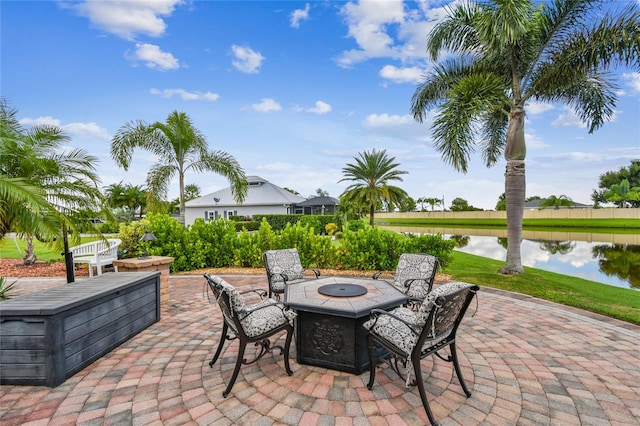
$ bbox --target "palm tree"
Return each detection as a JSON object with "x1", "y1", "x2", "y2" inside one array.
[
  {"x1": 339, "y1": 149, "x2": 408, "y2": 226},
  {"x1": 411, "y1": 0, "x2": 640, "y2": 274},
  {"x1": 541, "y1": 195, "x2": 575, "y2": 210},
  {"x1": 604, "y1": 179, "x2": 640, "y2": 208},
  {"x1": 1, "y1": 99, "x2": 104, "y2": 263},
  {"x1": 424, "y1": 197, "x2": 442, "y2": 212},
  {"x1": 111, "y1": 111, "x2": 248, "y2": 225}
]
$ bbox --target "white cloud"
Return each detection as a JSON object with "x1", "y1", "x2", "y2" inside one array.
[
  {"x1": 19, "y1": 117, "x2": 110, "y2": 140},
  {"x1": 336, "y1": 0, "x2": 445, "y2": 68},
  {"x1": 379, "y1": 64, "x2": 423, "y2": 84},
  {"x1": 290, "y1": 3, "x2": 310, "y2": 29},
  {"x1": 129, "y1": 43, "x2": 180, "y2": 71},
  {"x1": 68, "y1": 0, "x2": 183, "y2": 40},
  {"x1": 524, "y1": 132, "x2": 549, "y2": 149},
  {"x1": 363, "y1": 113, "x2": 414, "y2": 127},
  {"x1": 252, "y1": 98, "x2": 282, "y2": 112},
  {"x1": 622, "y1": 72, "x2": 640, "y2": 94},
  {"x1": 551, "y1": 107, "x2": 619, "y2": 128},
  {"x1": 19, "y1": 116, "x2": 61, "y2": 127},
  {"x1": 551, "y1": 108, "x2": 587, "y2": 129},
  {"x1": 526, "y1": 100, "x2": 554, "y2": 115},
  {"x1": 362, "y1": 113, "x2": 432, "y2": 142},
  {"x1": 149, "y1": 88, "x2": 220, "y2": 101},
  {"x1": 63, "y1": 122, "x2": 111, "y2": 140},
  {"x1": 306, "y1": 101, "x2": 332, "y2": 115},
  {"x1": 231, "y1": 45, "x2": 264, "y2": 74}
]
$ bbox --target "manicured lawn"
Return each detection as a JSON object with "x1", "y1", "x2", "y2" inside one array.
[
  {"x1": 0, "y1": 236, "x2": 101, "y2": 262},
  {"x1": 447, "y1": 251, "x2": 640, "y2": 325}
]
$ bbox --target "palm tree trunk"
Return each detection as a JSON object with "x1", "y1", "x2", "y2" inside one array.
[
  {"x1": 500, "y1": 160, "x2": 525, "y2": 274},
  {"x1": 22, "y1": 234, "x2": 37, "y2": 265},
  {"x1": 178, "y1": 171, "x2": 185, "y2": 226},
  {"x1": 369, "y1": 204, "x2": 375, "y2": 226}
]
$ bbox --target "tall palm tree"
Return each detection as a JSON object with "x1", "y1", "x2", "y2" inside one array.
[
  {"x1": 339, "y1": 149, "x2": 408, "y2": 226},
  {"x1": 411, "y1": 0, "x2": 640, "y2": 274},
  {"x1": 1, "y1": 99, "x2": 104, "y2": 263},
  {"x1": 111, "y1": 111, "x2": 248, "y2": 225}
]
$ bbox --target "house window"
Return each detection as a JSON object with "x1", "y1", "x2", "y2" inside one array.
[{"x1": 205, "y1": 211, "x2": 217, "y2": 221}]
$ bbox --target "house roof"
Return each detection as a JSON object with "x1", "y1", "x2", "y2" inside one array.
[
  {"x1": 185, "y1": 175, "x2": 306, "y2": 207},
  {"x1": 296, "y1": 196, "x2": 339, "y2": 207}
]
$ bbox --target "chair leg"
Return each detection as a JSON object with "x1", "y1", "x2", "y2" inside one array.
[
  {"x1": 223, "y1": 342, "x2": 246, "y2": 397},
  {"x1": 450, "y1": 342, "x2": 472, "y2": 397},
  {"x1": 413, "y1": 354, "x2": 439, "y2": 426},
  {"x1": 366, "y1": 334, "x2": 376, "y2": 390},
  {"x1": 88, "y1": 264, "x2": 94, "y2": 278},
  {"x1": 209, "y1": 323, "x2": 228, "y2": 367},
  {"x1": 283, "y1": 325, "x2": 294, "y2": 376}
]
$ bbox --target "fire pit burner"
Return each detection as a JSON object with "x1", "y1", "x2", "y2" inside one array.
[{"x1": 318, "y1": 284, "x2": 368, "y2": 297}]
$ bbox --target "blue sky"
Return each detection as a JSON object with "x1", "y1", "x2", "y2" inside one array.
[{"x1": 2, "y1": 0, "x2": 639, "y2": 210}]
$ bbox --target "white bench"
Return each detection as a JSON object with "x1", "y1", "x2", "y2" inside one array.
[{"x1": 70, "y1": 238, "x2": 122, "y2": 277}]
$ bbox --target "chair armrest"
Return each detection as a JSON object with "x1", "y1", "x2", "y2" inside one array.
[
  {"x1": 372, "y1": 271, "x2": 382, "y2": 280},
  {"x1": 368, "y1": 308, "x2": 422, "y2": 336},
  {"x1": 246, "y1": 300, "x2": 296, "y2": 321},
  {"x1": 305, "y1": 268, "x2": 321, "y2": 278},
  {"x1": 239, "y1": 288, "x2": 268, "y2": 299}
]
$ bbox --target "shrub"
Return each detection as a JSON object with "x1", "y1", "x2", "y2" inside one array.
[
  {"x1": 325, "y1": 222, "x2": 338, "y2": 235},
  {"x1": 99, "y1": 221, "x2": 120, "y2": 234},
  {"x1": 234, "y1": 221, "x2": 260, "y2": 232},
  {"x1": 117, "y1": 219, "x2": 150, "y2": 258}
]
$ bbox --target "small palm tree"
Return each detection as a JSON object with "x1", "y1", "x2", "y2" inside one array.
[
  {"x1": 339, "y1": 149, "x2": 408, "y2": 226},
  {"x1": 604, "y1": 179, "x2": 640, "y2": 208},
  {"x1": 111, "y1": 111, "x2": 248, "y2": 225},
  {"x1": 541, "y1": 195, "x2": 575, "y2": 210},
  {"x1": 411, "y1": 0, "x2": 640, "y2": 274}
]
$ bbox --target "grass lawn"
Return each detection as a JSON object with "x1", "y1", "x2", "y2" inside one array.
[{"x1": 2, "y1": 236, "x2": 639, "y2": 325}]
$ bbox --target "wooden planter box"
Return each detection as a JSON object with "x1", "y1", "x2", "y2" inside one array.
[{"x1": 0, "y1": 272, "x2": 160, "y2": 387}]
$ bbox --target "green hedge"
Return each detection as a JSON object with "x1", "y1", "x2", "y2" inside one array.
[
  {"x1": 121, "y1": 214, "x2": 454, "y2": 273},
  {"x1": 253, "y1": 214, "x2": 340, "y2": 234}
]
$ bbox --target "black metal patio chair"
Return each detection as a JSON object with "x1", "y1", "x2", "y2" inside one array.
[
  {"x1": 363, "y1": 282, "x2": 479, "y2": 425},
  {"x1": 373, "y1": 253, "x2": 439, "y2": 309},
  {"x1": 204, "y1": 273, "x2": 296, "y2": 397},
  {"x1": 262, "y1": 248, "x2": 320, "y2": 300}
]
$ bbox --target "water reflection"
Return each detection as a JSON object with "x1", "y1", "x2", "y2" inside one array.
[
  {"x1": 592, "y1": 244, "x2": 640, "y2": 288},
  {"x1": 382, "y1": 226, "x2": 638, "y2": 289}
]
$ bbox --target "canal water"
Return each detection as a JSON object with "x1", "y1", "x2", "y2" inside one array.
[{"x1": 382, "y1": 226, "x2": 639, "y2": 290}]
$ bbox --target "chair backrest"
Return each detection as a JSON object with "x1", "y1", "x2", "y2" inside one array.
[
  {"x1": 204, "y1": 274, "x2": 247, "y2": 335},
  {"x1": 263, "y1": 248, "x2": 304, "y2": 282},
  {"x1": 393, "y1": 253, "x2": 439, "y2": 298},
  {"x1": 416, "y1": 282, "x2": 478, "y2": 354}
]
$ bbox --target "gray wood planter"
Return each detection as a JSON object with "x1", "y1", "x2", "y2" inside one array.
[{"x1": 0, "y1": 272, "x2": 160, "y2": 387}]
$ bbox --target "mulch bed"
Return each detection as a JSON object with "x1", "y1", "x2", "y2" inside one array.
[
  {"x1": 1, "y1": 258, "x2": 451, "y2": 282},
  {"x1": 0, "y1": 259, "x2": 90, "y2": 278}
]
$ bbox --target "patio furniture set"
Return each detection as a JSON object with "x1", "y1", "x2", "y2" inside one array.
[{"x1": 205, "y1": 249, "x2": 479, "y2": 425}]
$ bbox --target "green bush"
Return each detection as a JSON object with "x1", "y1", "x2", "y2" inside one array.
[
  {"x1": 117, "y1": 219, "x2": 150, "y2": 258},
  {"x1": 99, "y1": 221, "x2": 120, "y2": 234},
  {"x1": 401, "y1": 233, "x2": 456, "y2": 269},
  {"x1": 125, "y1": 214, "x2": 454, "y2": 274},
  {"x1": 234, "y1": 221, "x2": 260, "y2": 232}
]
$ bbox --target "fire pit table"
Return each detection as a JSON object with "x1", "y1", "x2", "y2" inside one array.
[{"x1": 285, "y1": 276, "x2": 407, "y2": 374}]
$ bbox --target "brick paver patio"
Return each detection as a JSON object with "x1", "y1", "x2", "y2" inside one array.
[{"x1": 1, "y1": 274, "x2": 639, "y2": 425}]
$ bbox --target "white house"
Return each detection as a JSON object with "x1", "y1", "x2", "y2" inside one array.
[{"x1": 184, "y1": 176, "x2": 307, "y2": 226}]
